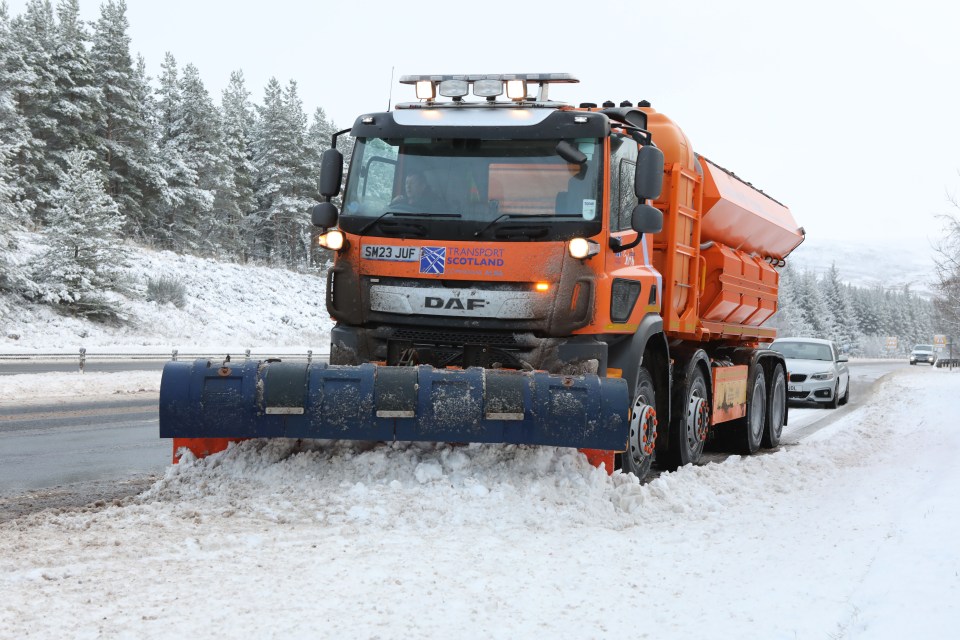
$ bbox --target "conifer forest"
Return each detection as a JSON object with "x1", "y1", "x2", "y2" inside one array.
[{"x1": 0, "y1": 1, "x2": 954, "y2": 354}]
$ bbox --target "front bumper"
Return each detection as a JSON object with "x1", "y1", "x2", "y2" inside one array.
[
  {"x1": 910, "y1": 355, "x2": 936, "y2": 364},
  {"x1": 330, "y1": 324, "x2": 610, "y2": 375},
  {"x1": 787, "y1": 376, "x2": 836, "y2": 405}
]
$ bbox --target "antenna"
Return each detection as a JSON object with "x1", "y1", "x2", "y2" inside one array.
[{"x1": 387, "y1": 66, "x2": 395, "y2": 111}]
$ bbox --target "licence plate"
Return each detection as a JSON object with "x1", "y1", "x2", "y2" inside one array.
[
  {"x1": 362, "y1": 244, "x2": 419, "y2": 261},
  {"x1": 788, "y1": 385, "x2": 798, "y2": 392}
]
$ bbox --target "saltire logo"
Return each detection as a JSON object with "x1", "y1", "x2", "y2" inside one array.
[{"x1": 420, "y1": 246, "x2": 446, "y2": 274}]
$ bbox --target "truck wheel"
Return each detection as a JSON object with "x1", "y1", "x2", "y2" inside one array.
[
  {"x1": 622, "y1": 367, "x2": 656, "y2": 481},
  {"x1": 762, "y1": 363, "x2": 785, "y2": 449},
  {"x1": 665, "y1": 366, "x2": 709, "y2": 468},
  {"x1": 730, "y1": 363, "x2": 766, "y2": 455}
]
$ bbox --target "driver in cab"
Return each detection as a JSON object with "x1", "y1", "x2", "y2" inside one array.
[{"x1": 391, "y1": 173, "x2": 446, "y2": 212}]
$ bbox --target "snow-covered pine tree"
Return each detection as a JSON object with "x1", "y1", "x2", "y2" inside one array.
[
  {"x1": 177, "y1": 63, "x2": 230, "y2": 255},
  {"x1": 819, "y1": 263, "x2": 860, "y2": 352},
  {"x1": 49, "y1": 0, "x2": 102, "y2": 175},
  {"x1": 0, "y1": 2, "x2": 36, "y2": 222},
  {"x1": 770, "y1": 262, "x2": 815, "y2": 337},
  {"x1": 795, "y1": 269, "x2": 836, "y2": 340},
  {"x1": 10, "y1": 0, "x2": 59, "y2": 220},
  {"x1": 253, "y1": 78, "x2": 317, "y2": 266},
  {"x1": 0, "y1": 142, "x2": 27, "y2": 302},
  {"x1": 29, "y1": 150, "x2": 130, "y2": 321},
  {"x1": 153, "y1": 53, "x2": 196, "y2": 250},
  {"x1": 90, "y1": 0, "x2": 163, "y2": 240},
  {"x1": 219, "y1": 70, "x2": 257, "y2": 260}
]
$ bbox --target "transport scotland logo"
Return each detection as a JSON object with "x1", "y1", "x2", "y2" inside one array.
[{"x1": 420, "y1": 246, "x2": 446, "y2": 274}]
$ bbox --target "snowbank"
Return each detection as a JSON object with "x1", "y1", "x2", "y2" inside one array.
[
  {"x1": 0, "y1": 241, "x2": 334, "y2": 354},
  {"x1": 0, "y1": 370, "x2": 162, "y2": 401},
  {"x1": 1, "y1": 367, "x2": 958, "y2": 638}
]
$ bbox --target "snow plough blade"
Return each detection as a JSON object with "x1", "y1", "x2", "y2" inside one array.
[{"x1": 159, "y1": 360, "x2": 629, "y2": 451}]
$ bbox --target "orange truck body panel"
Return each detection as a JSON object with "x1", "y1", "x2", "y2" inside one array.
[
  {"x1": 642, "y1": 107, "x2": 804, "y2": 343},
  {"x1": 711, "y1": 365, "x2": 748, "y2": 424}
]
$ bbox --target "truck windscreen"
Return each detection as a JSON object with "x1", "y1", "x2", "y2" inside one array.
[{"x1": 339, "y1": 137, "x2": 604, "y2": 241}]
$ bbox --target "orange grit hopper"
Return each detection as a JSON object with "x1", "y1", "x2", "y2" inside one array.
[{"x1": 642, "y1": 107, "x2": 804, "y2": 342}]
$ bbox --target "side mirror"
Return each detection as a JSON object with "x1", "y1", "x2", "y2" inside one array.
[
  {"x1": 312, "y1": 201, "x2": 339, "y2": 229},
  {"x1": 631, "y1": 203, "x2": 663, "y2": 234},
  {"x1": 838, "y1": 354, "x2": 849, "y2": 363},
  {"x1": 634, "y1": 145, "x2": 664, "y2": 201},
  {"x1": 319, "y1": 148, "x2": 344, "y2": 198}
]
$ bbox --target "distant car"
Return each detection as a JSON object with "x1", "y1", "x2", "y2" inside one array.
[
  {"x1": 770, "y1": 337, "x2": 850, "y2": 409},
  {"x1": 909, "y1": 344, "x2": 937, "y2": 366}
]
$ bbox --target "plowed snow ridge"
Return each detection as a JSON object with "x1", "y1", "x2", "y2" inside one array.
[{"x1": 1, "y1": 368, "x2": 958, "y2": 639}]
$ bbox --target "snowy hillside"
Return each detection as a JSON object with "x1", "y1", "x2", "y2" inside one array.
[
  {"x1": 1, "y1": 367, "x2": 957, "y2": 638},
  {"x1": 0, "y1": 235, "x2": 334, "y2": 354},
  {"x1": 788, "y1": 235, "x2": 937, "y2": 296}
]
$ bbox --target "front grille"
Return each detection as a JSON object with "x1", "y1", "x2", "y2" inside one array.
[
  {"x1": 789, "y1": 373, "x2": 807, "y2": 382},
  {"x1": 787, "y1": 391, "x2": 808, "y2": 399},
  {"x1": 390, "y1": 328, "x2": 520, "y2": 348}
]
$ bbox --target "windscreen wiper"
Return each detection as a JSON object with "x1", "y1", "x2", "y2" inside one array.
[
  {"x1": 474, "y1": 213, "x2": 582, "y2": 238},
  {"x1": 358, "y1": 211, "x2": 461, "y2": 235}
]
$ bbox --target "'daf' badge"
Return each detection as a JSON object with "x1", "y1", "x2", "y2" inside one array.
[{"x1": 419, "y1": 246, "x2": 446, "y2": 274}]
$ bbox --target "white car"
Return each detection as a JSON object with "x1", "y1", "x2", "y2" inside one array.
[
  {"x1": 909, "y1": 344, "x2": 937, "y2": 365},
  {"x1": 770, "y1": 337, "x2": 850, "y2": 409}
]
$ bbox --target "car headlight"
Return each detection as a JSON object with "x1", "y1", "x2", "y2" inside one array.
[{"x1": 810, "y1": 371, "x2": 835, "y2": 381}]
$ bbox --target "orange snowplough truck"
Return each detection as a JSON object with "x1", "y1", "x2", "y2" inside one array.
[{"x1": 159, "y1": 73, "x2": 804, "y2": 481}]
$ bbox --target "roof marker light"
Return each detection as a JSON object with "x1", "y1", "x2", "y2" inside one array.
[
  {"x1": 505, "y1": 79, "x2": 527, "y2": 101},
  {"x1": 416, "y1": 80, "x2": 436, "y2": 100},
  {"x1": 535, "y1": 282, "x2": 550, "y2": 292}
]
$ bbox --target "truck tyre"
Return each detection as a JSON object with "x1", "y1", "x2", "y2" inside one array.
[
  {"x1": 730, "y1": 363, "x2": 766, "y2": 455},
  {"x1": 762, "y1": 363, "x2": 786, "y2": 449},
  {"x1": 622, "y1": 367, "x2": 656, "y2": 481},
  {"x1": 665, "y1": 366, "x2": 709, "y2": 469}
]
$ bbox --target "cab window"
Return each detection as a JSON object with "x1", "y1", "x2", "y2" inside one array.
[{"x1": 608, "y1": 134, "x2": 639, "y2": 231}]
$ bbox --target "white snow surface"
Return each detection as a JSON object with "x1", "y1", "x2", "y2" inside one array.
[
  {"x1": 1, "y1": 367, "x2": 958, "y2": 638},
  {"x1": 1, "y1": 239, "x2": 333, "y2": 355}
]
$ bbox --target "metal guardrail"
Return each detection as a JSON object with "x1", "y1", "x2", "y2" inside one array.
[{"x1": 0, "y1": 349, "x2": 331, "y2": 372}]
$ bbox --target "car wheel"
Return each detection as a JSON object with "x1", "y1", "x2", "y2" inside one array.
[
  {"x1": 762, "y1": 363, "x2": 786, "y2": 448},
  {"x1": 839, "y1": 380, "x2": 850, "y2": 406},
  {"x1": 826, "y1": 381, "x2": 839, "y2": 409}
]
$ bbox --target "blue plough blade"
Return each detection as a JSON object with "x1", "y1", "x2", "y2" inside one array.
[{"x1": 159, "y1": 360, "x2": 629, "y2": 451}]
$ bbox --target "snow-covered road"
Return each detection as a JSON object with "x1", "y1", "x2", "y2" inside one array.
[{"x1": 1, "y1": 366, "x2": 957, "y2": 638}]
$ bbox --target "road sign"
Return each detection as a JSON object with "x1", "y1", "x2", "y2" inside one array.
[
  {"x1": 886, "y1": 336, "x2": 898, "y2": 350},
  {"x1": 934, "y1": 335, "x2": 947, "y2": 351}
]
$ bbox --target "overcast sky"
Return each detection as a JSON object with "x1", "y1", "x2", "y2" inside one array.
[{"x1": 9, "y1": 0, "x2": 959, "y2": 251}]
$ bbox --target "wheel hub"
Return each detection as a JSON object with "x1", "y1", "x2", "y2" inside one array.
[
  {"x1": 628, "y1": 401, "x2": 658, "y2": 464},
  {"x1": 687, "y1": 396, "x2": 710, "y2": 442}
]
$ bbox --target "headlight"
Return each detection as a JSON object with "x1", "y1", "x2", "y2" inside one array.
[
  {"x1": 317, "y1": 229, "x2": 346, "y2": 251},
  {"x1": 810, "y1": 371, "x2": 835, "y2": 381},
  {"x1": 568, "y1": 237, "x2": 599, "y2": 259}
]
